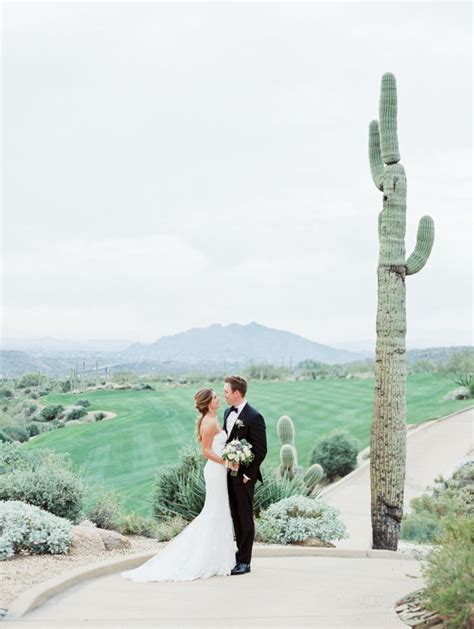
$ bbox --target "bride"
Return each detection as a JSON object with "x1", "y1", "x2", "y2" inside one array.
[{"x1": 121, "y1": 388, "x2": 238, "y2": 582}]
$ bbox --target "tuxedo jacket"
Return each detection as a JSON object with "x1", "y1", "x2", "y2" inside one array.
[{"x1": 223, "y1": 402, "x2": 267, "y2": 483}]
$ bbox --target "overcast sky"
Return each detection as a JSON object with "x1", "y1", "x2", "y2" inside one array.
[{"x1": 1, "y1": 1, "x2": 472, "y2": 349}]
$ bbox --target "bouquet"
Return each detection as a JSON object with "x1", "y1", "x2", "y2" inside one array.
[{"x1": 222, "y1": 439, "x2": 254, "y2": 476}]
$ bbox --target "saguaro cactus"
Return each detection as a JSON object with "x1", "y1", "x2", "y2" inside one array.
[
  {"x1": 277, "y1": 415, "x2": 298, "y2": 478},
  {"x1": 369, "y1": 73, "x2": 435, "y2": 550}
]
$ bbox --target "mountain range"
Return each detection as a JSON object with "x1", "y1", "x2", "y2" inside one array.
[
  {"x1": 1, "y1": 322, "x2": 469, "y2": 379},
  {"x1": 1, "y1": 322, "x2": 364, "y2": 377}
]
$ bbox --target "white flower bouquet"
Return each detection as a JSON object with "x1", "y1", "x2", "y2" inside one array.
[{"x1": 222, "y1": 439, "x2": 254, "y2": 476}]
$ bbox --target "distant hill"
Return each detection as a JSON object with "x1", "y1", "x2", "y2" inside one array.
[
  {"x1": 0, "y1": 350, "x2": 79, "y2": 378},
  {"x1": 124, "y1": 322, "x2": 364, "y2": 365},
  {"x1": 1, "y1": 323, "x2": 471, "y2": 379}
]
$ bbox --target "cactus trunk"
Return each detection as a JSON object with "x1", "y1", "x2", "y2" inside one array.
[
  {"x1": 369, "y1": 73, "x2": 434, "y2": 550},
  {"x1": 371, "y1": 264, "x2": 407, "y2": 549}
]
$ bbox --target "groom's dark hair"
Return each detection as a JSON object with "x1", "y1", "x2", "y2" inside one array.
[{"x1": 225, "y1": 375, "x2": 248, "y2": 397}]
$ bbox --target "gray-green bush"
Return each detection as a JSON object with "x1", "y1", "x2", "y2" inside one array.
[
  {"x1": 256, "y1": 495, "x2": 348, "y2": 545},
  {"x1": 420, "y1": 516, "x2": 474, "y2": 629},
  {"x1": 0, "y1": 500, "x2": 73, "y2": 560},
  {"x1": 40, "y1": 405, "x2": 64, "y2": 421},
  {"x1": 86, "y1": 491, "x2": 124, "y2": 530},
  {"x1": 0, "y1": 468, "x2": 84, "y2": 522},
  {"x1": 310, "y1": 429, "x2": 360, "y2": 481},
  {"x1": 65, "y1": 407, "x2": 87, "y2": 421},
  {"x1": 119, "y1": 512, "x2": 158, "y2": 538},
  {"x1": 0, "y1": 442, "x2": 84, "y2": 521}
]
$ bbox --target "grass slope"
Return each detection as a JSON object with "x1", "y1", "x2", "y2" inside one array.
[{"x1": 26, "y1": 375, "x2": 473, "y2": 515}]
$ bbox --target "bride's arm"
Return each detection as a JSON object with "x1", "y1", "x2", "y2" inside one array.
[{"x1": 200, "y1": 423, "x2": 226, "y2": 466}]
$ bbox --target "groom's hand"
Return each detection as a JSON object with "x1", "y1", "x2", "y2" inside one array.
[{"x1": 243, "y1": 475, "x2": 251, "y2": 484}]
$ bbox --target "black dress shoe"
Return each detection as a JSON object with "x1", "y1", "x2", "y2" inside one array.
[{"x1": 231, "y1": 563, "x2": 251, "y2": 575}]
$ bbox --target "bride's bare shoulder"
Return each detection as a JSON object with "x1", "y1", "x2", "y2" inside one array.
[{"x1": 200, "y1": 415, "x2": 219, "y2": 437}]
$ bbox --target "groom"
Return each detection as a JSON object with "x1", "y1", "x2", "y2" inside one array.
[{"x1": 223, "y1": 375, "x2": 267, "y2": 575}]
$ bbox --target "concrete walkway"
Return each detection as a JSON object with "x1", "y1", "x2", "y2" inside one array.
[
  {"x1": 320, "y1": 406, "x2": 474, "y2": 549},
  {"x1": 8, "y1": 555, "x2": 423, "y2": 628}
]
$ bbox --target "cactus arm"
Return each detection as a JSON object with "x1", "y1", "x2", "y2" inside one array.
[
  {"x1": 406, "y1": 215, "x2": 435, "y2": 275},
  {"x1": 379, "y1": 73, "x2": 400, "y2": 165},
  {"x1": 369, "y1": 120, "x2": 384, "y2": 190}
]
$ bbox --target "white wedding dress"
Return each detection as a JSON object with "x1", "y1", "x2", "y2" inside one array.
[{"x1": 121, "y1": 430, "x2": 235, "y2": 582}]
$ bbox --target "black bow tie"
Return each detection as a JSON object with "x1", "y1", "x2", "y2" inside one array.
[{"x1": 230, "y1": 406, "x2": 239, "y2": 414}]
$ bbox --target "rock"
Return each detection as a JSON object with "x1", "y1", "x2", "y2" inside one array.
[
  {"x1": 96, "y1": 528, "x2": 131, "y2": 550},
  {"x1": 443, "y1": 386, "x2": 470, "y2": 401},
  {"x1": 292, "y1": 537, "x2": 336, "y2": 548},
  {"x1": 70, "y1": 525, "x2": 106, "y2": 554}
]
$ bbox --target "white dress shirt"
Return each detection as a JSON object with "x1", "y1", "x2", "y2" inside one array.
[
  {"x1": 226, "y1": 400, "x2": 250, "y2": 480},
  {"x1": 226, "y1": 399, "x2": 247, "y2": 436}
]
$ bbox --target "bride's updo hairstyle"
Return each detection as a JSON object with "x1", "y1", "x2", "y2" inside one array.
[{"x1": 194, "y1": 388, "x2": 214, "y2": 441}]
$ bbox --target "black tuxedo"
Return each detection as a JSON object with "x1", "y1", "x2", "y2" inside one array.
[{"x1": 223, "y1": 402, "x2": 267, "y2": 565}]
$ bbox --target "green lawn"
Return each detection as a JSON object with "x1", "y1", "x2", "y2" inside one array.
[{"x1": 26, "y1": 375, "x2": 473, "y2": 515}]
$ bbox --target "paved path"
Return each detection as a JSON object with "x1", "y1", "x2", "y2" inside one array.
[
  {"x1": 10, "y1": 555, "x2": 423, "y2": 628},
  {"x1": 320, "y1": 406, "x2": 474, "y2": 549}
]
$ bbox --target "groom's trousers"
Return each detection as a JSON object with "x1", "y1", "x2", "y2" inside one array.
[{"x1": 227, "y1": 475, "x2": 255, "y2": 565}]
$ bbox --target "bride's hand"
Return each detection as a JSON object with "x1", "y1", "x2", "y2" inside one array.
[{"x1": 227, "y1": 461, "x2": 239, "y2": 472}]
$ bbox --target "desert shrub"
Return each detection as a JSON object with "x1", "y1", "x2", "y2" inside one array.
[
  {"x1": 26, "y1": 422, "x2": 43, "y2": 438},
  {"x1": 401, "y1": 464, "x2": 473, "y2": 544},
  {"x1": 400, "y1": 511, "x2": 444, "y2": 544},
  {"x1": 65, "y1": 407, "x2": 87, "y2": 421},
  {"x1": 0, "y1": 467, "x2": 84, "y2": 522},
  {"x1": 2, "y1": 425, "x2": 29, "y2": 443},
  {"x1": 310, "y1": 429, "x2": 359, "y2": 481},
  {"x1": 0, "y1": 387, "x2": 14, "y2": 399},
  {"x1": 0, "y1": 442, "x2": 58, "y2": 472},
  {"x1": 40, "y1": 405, "x2": 64, "y2": 421},
  {"x1": 253, "y1": 466, "x2": 311, "y2": 517},
  {"x1": 154, "y1": 516, "x2": 187, "y2": 542},
  {"x1": 119, "y1": 512, "x2": 158, "y2": 538},
  {"x1": 27, "y1": 403, "x2": 38, "y2": 416},
  {"x1": 153, "y1": 444, "x2": 205, "y2": 521},
  {"x1": 76, "y1": 400, "x2": 91, "y2": 408},
  {"x1": 152, "y1": 446, "x2": 314, "y2": 522},
  {"x1": 86, "y1": 491, "x2": 124, "y2": 530},
  {"x1": 94, "y1": 412, "x2": 106, "y2": 421},
  {"x1": 0, "y1": 431, "x2": 12, "y2": 443},
  {"x1": 17, "y1": 373, "x2": 41, "y2": 389},
  {"x1": 256, "y1": 495, "x2": 348, "y2": 545},
  {"x1": 0, "y1": 500, "x2": 73, "y2": 560},
  {"x1": 50, "y1": 418, "x2": 65, "y2": 429},
  {"x1": 420, "y1": 516, "x2": 474, "y2": 629}
]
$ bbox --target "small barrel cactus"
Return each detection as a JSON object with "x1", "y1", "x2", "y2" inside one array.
[
  {"x1": 303, "y1": 463, "x2": 324, "y2": 495},
  {"x1": 277, "y1": 415, "x2": 295, "y2": 446}
]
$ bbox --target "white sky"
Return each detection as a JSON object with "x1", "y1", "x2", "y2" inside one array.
[{"x1": 1, "y1": 1, "x2": 472, "y2": 348}]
